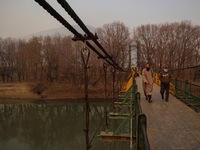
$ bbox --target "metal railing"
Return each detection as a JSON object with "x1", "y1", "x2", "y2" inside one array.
[
  {"x1": 175, "y1": 79, "x2": 200, "y2": 113},
  {"x1": 119, "y1": 74, "x2": 150, "y2": 150},
  {"x1": 98, "y1": 72, "x2": 150, "y2": 150},
  {"x1": 154, "y1": 72, "x2": 200, "y2": 113},
  {"x1": 129, "y1": 74, "x2": 150, "y2": 150},
  {"x1": 134, "y1": 92, "x2": 150, "y2": 150}
]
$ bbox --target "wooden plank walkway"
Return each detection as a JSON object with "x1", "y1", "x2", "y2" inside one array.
[{"x1": 136, "y1": 77, "x2": 200, "y2": 150}]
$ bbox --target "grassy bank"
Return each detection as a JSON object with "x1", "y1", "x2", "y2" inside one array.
[{"x1": 0, "y1": 82, "x2": 118, "y2": 100}]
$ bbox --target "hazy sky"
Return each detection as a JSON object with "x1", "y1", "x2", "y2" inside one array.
[{"x1": 1, "y1": 0, "x2": 200, "y2": 38}]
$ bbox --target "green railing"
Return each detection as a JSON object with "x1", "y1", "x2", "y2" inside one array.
[
  {"x1": 154, "y1": 72, "x2": 200, "y2": 113},
  {"x1": 133, "y1": 92, "x2": 150, "y2": 150},
  {"x1": 99, "y1": 73, "x2": 150, "y2": 150},
  {"x1": 117, "y1": 78, "x2": 150, "y2": 150},
  {"x1": 175, "y1": 78, "x2": 200, "y2": 113}
]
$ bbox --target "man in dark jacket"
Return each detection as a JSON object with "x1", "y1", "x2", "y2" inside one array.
[{"x1": 159, "y1": 66, "x2": 172, "y2": 102}]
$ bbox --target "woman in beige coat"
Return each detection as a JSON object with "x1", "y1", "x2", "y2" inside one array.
[{"x1": 142, "y1": 63, "x2": 154, "y2": 103}]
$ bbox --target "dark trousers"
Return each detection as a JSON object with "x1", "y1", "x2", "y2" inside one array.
[{"x1": 160, "y1": 82, "x2": 169, "y2": 100}]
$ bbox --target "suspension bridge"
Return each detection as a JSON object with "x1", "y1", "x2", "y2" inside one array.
[
  {"x1": 137, "y1": 76, "x2": 200, "y2": 150},
  {"x1": 97, "y1": 72, "x2": 200, "y2": 150},
  {"x1": 33, "y1": 0, "x2": 200, "y2": 150}
]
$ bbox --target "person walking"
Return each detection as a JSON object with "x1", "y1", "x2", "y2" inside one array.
[
  {"x1": 142, "y1": 63, "x2": 154, "y2": 103},
  {"x1": 159, "y1": 66, "x2": 172, "y2": 102}
]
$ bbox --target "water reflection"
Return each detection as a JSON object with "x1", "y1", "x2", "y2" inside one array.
[{"x1": 0, "y1": 101, "x2": 129, "y2": 150}]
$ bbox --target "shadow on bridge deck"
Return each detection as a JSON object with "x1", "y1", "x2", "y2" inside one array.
[{"x1": 136, "y1": 77, "x2": 200, "y2": 150}]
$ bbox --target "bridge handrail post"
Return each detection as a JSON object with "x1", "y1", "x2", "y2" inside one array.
[
  {"x1": 133, "y1": 78, "x2": 137, "y2": 137},
  {"x1": 175, "y1": 78, "x2": 178, "y2": 97},
  {"x1": 131, "y1": 75, "x2": 135, "y2": 149},
  {"x1": 185, "y1": 80, "x2": 189, "y2": 102}
]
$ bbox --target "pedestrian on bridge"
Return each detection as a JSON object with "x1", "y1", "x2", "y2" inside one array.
[
  {"x1": 159, "y1": 66, "x2": 172, "y2": 102},
  {"x1": 142, "y1": 63, "x2": 154, "y2": 103}
]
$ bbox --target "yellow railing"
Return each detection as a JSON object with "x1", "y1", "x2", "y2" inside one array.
[{"x1": 122, "y1": 71, "x2": 135, "y2": 92}]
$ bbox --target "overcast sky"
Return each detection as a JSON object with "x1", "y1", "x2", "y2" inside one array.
[{"x1": 1, "y1": 0, "x2": 200, "y2": 38}]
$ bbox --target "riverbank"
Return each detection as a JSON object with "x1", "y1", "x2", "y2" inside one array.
[
  {"x1": 0, "y1": 82, "x2": 114, "y2": 100},
  {"x1": 0, "y1": 82, "x2": 40, "y2": 99}
]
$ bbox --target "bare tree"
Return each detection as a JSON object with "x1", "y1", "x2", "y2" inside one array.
[
  {"x1": 96, "y1": 21, "x2": 131, "y2": 68},
  {"x1": 25, "y1": 36, "x2": 42, "y2": 81},
  {"x1": 133, "y1": 21, "x2": 200, "y2": 70}
]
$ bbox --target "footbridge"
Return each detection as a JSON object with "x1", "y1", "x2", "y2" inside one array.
[
  {"x1": 137, "y1": 76, "x2": 200, "y2": 150},
  {"x1": 99, "y1": 72, "x2": 200, "y2": 150},
  {"x1": 32, "y1": 1, "x2": 200, "y2": 149}
]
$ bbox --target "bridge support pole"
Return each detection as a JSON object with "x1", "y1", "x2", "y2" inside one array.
[
  {"x1": 103, "y1": 63, "x2": 108, "y2": 131},
  {"x1": 81, "y1": 43, "x2": 91, "y2": 150},
  {"x1": 112, "y1": 69, "x2": 116, "y2": 112},
  {"x1": 185, "y1": 80, "x2": 188, "y2": 102}
]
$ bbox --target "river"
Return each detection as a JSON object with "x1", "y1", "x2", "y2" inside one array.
[{"x1": 0, "y1": 99, "x2": 129, "y2": 150}]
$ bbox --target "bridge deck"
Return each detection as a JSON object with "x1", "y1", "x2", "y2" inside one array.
[{"x1": 136, "y1": 77, "x2": 200, "y2": 150}]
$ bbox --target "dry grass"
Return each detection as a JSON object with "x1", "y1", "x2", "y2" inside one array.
[{"x1": 0, "y1": 81, "x2": 116, "y2": 100}]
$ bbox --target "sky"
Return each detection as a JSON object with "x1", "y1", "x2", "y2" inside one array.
[{"x1": 0, "y1": 0, "x2": 200, "y2": 38}]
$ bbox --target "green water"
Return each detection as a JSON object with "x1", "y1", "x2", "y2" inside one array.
[{"x1": 0, "y1": 99, "x2": 129, "y2": 150}]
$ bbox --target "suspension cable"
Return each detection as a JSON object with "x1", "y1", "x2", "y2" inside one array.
[
  {"x1": 34, "y1": 0, "x2": 123, "y2": 71},
  {"x1": 56, "y1": 0, "x2": 123, "y2": 71},
  {"x1": 34, "y1": 0, "x2": 120, "y2": 70}
]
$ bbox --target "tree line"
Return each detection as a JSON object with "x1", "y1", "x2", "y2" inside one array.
[
  {"x1": 134, "y1": 21, "x2": 200, "y2": 70},
  {"x1": 0, "y1": 21, "x2": 199, "y2": 84},
  {"x1": 0, "y1": 35, "x2": 82, "y2": 83}
]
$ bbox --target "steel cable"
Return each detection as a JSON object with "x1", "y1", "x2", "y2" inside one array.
[
  {"x1": 34, "y1": 0, "x2": 119, "y2": 69},
  {"x1": 56, "y1": 0, "x2": 123, "y2": 71}
]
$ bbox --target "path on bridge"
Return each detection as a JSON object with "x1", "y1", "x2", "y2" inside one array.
[{"x1": 136, "y1": 77, "x2": 200, "y2": 150}]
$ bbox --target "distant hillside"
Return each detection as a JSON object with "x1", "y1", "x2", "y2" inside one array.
[{"x1": 22, "y1": 25, "x2": 96, "y2": 40}]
